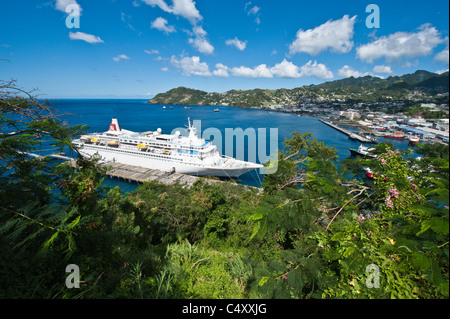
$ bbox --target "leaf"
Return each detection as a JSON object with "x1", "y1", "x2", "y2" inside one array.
[
  {"x1": 430, "y1": 217, "x2": 449, "y2": 235},
  {"x1": 67, "y1": 215, "x2": 81, "y2": 230},
  {"x1": 416, "y1": 220, "x2": 432, "y2": 236},
  {"x1": 258, "y1": 276, "x2": 269, "y2": 287},
  {"x1": 412, "y1": 252, "x2": 431, "y2": 270},
  {"x1": 252, "y1": 212, "x2": 264, "y2": 221},
  {"x1": 331, "y1": 232, "x2": 345, "y2": 241},
  {"x1": 439, "y1": 282, "x2": 449, "y2": 297},
  {"x1": 250, "y1": 221, "x2": 261, "y2": 240},
  {"x1": 43, "y1": 231, "x2": 59, "y2": 248},
  {"x1": 343, "y1": 247, "x2": 356, "y2": 258}
]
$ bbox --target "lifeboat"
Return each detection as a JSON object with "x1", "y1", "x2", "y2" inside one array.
[
  {"x1": 80, "y1": 135, "x2": 92, "y2": 143},
  {"x1": 137, "y1": 143, "x2": 148, "y2": 151},
  {"x1": 107, "y1": 140, "x2": 119, "y2": 147},
  {"x1": 90, "y1": 138, "x2": 100, "y2": 144}
]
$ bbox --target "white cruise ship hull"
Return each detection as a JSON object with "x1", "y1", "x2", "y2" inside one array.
[{"x1": 78, "y1": 144, "x2": 259, "y2": 178}]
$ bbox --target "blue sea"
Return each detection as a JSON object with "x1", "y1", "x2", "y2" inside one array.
[{"x1": 47, "y1": 99, "x2": 414, "y2": 191}]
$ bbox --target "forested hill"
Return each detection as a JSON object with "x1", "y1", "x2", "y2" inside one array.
[{"x1": 147, "y1": 70, "x2": 449, "y2": 108}]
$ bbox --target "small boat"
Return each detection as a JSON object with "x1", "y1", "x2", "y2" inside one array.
[
  {"x1": 348, "y1": 133, "x2": 359, "y2": 141},
  {"x1": 364, "y1": 135, "x2": 379, "y2": 144},
  {"x1": 362, "y1": 166, "x2": 375, "y2": 178},
  {"x1": 362, "y1": 166, "x2": 389, "y2": 180},
  {"x1": 184, "y1": 106, "x2": 192, "y2": 109},
  {"x1": 213, "y1": 108, "x2": 219, "y2": 112},
  {"x1": 349, "y1": 145, "x2": 377, "y2": 159},
  {"x1": 409, "y1": 136, "x2": 420, "y2": 145},
  {"x1": 162, "y1": 106, "x2": 166, "y2": 109},
  {"x1": 385, "y1": 131, "x2": 405, "y2": 139}
]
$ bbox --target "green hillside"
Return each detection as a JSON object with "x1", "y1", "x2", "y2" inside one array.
[{"x1": 148, "y1": 70, "x2": 449, "y2": 107}]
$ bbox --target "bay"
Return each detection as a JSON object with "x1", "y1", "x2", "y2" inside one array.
[{"x1": 47, "y1": 99, "x2": 413, "y2": 190}]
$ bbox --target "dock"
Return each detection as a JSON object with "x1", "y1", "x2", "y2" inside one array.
[
  {"x1": 25, "y1": 152, "x2": 261, "y2": 190},
  {"x1": 68, "y1": 159, "x2": 220, "y2": 188},
  {"x1": 320, "y1": 120, "x2": 372, "y2": 143}
]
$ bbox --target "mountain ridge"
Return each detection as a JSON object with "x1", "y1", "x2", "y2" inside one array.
[{"x1": 148, "y1": 70, "x2": 449, "y2": 107}]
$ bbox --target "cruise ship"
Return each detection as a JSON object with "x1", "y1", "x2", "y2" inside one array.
[{"x1": 72, "y1": 118, "x2": 263, "y2": 178}]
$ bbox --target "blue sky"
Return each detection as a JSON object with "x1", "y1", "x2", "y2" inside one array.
[{"x1": 0, "y1": 0, "x2": 448, "y2": 98}]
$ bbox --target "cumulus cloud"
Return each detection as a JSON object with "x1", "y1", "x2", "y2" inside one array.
[
  {"x1": 337, "y1": 65, "x2": 370, "y2": 78},
  {"x1": 151, "y1": 17, "x2": 176, "y2": 34},
  {"x1": 113, "y1": 54, "x2": 130, "y2": 62},
  {"x1": 356, "y1": 24, "x2": 446, "y2": 63},
  {"x1": 270, "y1": 59, "x2": 302, "y2": 78},
  {"x1": 373, "y1": 65, "x2": 393, "y2": 74},
  {"x1": 188, "y1": 26, "x2": 214, "y2": 55},
  {"x1": 55, "y1": 0, "x2": 81, "y2": 14},
  {"x1": 231, "y1": 64, "x2": 273, "y2": 78},
  {"x1": 142, "y1": 0, "x2": 201, "y2": 24},
  {"x1": 434, "y1": 45, "x2": 449, "y2": 65},
  {"x1": 289, "y1": 15, "x2": 356, "y2": 56},
  {"x1": 299, "y1": 60, "x2": 334, "y2": 79},
  {"x1": 170, "y1": 55, "x2": 211, "y2": 76},
  {"x1": 69, "y1": 32, "x2": 103, "y2": 43},
  {"x1": 168, "y1": 57, "x2": 333, "y2": 80},
  {"x1": 225, "y1": 37, "x2": 247, "y2": 51},
  {"x1": 212, "y1": 63, "x2": 230, "y2": 77}
]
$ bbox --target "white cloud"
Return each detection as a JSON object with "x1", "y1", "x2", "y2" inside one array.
[
  {"x1": 151, "y1": 17, "x2": 176, "y2": 34},
  {"x1": 373, "y1": 65, "x2": 393, "y2": 74},
  {"x1": 170, "y1": 55, "x2": 211, "y2": 76},
  {"x1": 69, "y1": 32, "x2": 103, "y2": 44},
  {"x1": 299, "y1": 60, "x2": 334, "y2": 79},
  {"x1": 289, "y1": 15, "x2": 356, "y2": 56},
  {"x1": 231, "y1": 64, "x2": 273, "y2": 78},
  {"x1": 270, "y1": 59, "x2": 302, "y2": 78},
  {"x1": 247, "y1": 5, "x2": 260, "y2": 16},
  {"x1": 142, "y1": 0, "x2": 201, "y2": 24},
  {"x1": 244, "y1": 2, "x2": 261, "y2": 24},
  {"x1": 144, "y1": 49, "x2": 159, "y2": 55},
  {"x1": 212, "y1": 63, "x2": 229, "y2": 77},
  {"x1": 225, "y1": 37, "x2": 247, "y2": 51},
  {"x1": 338, "y1": 65, "x2": 369, "y2": 78},
  {"x1": 188, "y1": 26, "x2": 214, "y2": 55},
  {"x1": 357, "y1": 24, "x2": 446, "y2": 63},
  {"x1": 434, "y1": 45, "x2": 449, "y2": 65},
  {"x1": 113, "y1": 54, "x2": 130, "y2": 62},
  {"x1": 55, "y1": 0, "x2": 81, "y2": 14},
  {"x1": 161, "y1": 67, "x2": 169, "y2": 72}
]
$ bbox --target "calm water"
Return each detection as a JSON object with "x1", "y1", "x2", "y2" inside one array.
[{"x1": 47, "y1": 99, "x2": 413, "y2": 190}]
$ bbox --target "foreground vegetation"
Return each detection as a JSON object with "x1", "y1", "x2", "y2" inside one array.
[{"x1": 1, "y1": 81, "x2": 448, "y2": 298}]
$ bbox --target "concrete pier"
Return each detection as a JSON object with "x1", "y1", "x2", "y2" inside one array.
[
  {"x1": 320, "y1": 120, "x2": 372, "y2": 143},
  {"x1": 68, "y1": 159, "x2": 222, "y2": 189}
]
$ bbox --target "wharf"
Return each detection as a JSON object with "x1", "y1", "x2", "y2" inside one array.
[
  {"x1": 320, "y1": 120, "x2": 372, "y2": 143},
  {"x1": 68, "y1": 159, "x2": 220, "y2": 189}
]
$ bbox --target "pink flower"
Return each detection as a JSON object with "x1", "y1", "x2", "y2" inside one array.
[
  {"x1": 385, "y1": 197, "x2": 394, "y2": 208},
  {"x1": 389, "y1": 188, "x2": 400, "y2": 198},
  {"x1": 410, "y1": 183, "x2": 418, "y2": 191}
]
